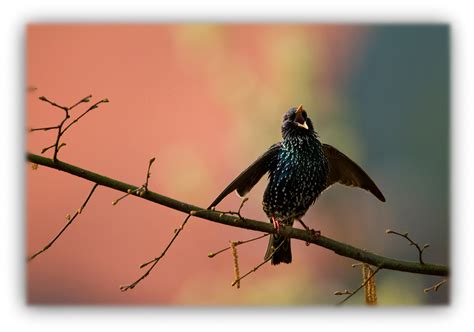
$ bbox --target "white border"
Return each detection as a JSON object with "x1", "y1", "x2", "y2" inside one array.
[{"x1": 1, "y1": 1, "x2": 472, "y2": 331}]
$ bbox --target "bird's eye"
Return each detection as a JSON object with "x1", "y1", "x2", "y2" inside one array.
[{"x1": 289, "y1": 112, "x2": 296, "y2": 121}]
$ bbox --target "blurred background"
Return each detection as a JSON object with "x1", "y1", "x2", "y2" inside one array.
[{"x1": 26, "y1": 24, "x2": 449, "y2": 305}]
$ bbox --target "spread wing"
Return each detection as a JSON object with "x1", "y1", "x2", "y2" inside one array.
[
  {"x1": 208, "y1": 143, "x2": 281, "y2": 209},
  {"x1": 322, "y1": 144, "x2": 385, "y2": 202}
]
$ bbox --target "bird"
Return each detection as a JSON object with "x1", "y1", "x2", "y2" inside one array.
[{"x1": 208, "y1": 105, "x2": 385, "y2": 265}]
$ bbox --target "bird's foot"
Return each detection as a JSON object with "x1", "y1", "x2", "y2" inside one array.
[
  {"x1": 296, "y1": 218, "x2": 321, "y2": 246},
  {"x1": 304, "y1": 230, "x2": 321, "y2": 246},
  {"x1": 271, "y1": 216, "x2": 281, "y2": 233}
]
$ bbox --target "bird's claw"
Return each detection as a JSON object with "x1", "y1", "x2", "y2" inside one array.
[
  {"x1": 298, "y1": 217, "x2": 320, "y2": 245},
  {"x1": 304, "y1": 230, "x2": 321, "y2": 246},
  {"x1": 296, "y1": 218, "x2": 321, "y2": 239}
]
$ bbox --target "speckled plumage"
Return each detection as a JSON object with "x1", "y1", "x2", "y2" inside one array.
[
  {"x1": 209, "y1": 105, "x2": 385, "y2": 266},
  {"x1": 263, "y1": 135, "x2": 329, "y2": 221}
]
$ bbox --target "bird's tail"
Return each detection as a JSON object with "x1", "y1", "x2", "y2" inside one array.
[{"x1": 264, "y1": 234, "x2": 292, "y2": 265}]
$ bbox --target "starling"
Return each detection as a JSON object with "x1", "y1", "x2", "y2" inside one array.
[{"x1": 209, "y1": 105, "x2": 385, "y2": 265}]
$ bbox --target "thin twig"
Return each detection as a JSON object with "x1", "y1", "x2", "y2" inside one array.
[
  {"x1": 138, "y1": 213, "x2": 192, "y2": 268},
  {"x1": 208, "y1": 233, "x2": 269, "y2": 258},
  {"x1": 68, "y1": 95, "x2": 92, "y2": 111},
  {"x1": 337, "y1": 265, "x2": 382, "y2": 305},
  {"x1": 112, "y1": 157, "x2": 156, "y2": 206},
  {"x1": 30, "y1": 125, "x2": 60, "y2": 132},
  {"x1": 38, "y1": 96, "x2": 68, "y2": 111},
  {"x1": 41, "y1": 143, "x2": 56, "y2": 154},
  {"x1": 423, "y1": 279, "x2": 448, "y2": 293},
  {"x1": 119, "y1": 210, "x2": 203, "y2": 292},
  {"x1": 218, "y1": 197, "x2": 249, "y2": 220},
  {"x1": 27, "y1": 183, "x2": 99, "y2": 262},
  {"x1": 386, "y1": 229, "x2": 430, "y2": 264},
  {"x1": 61, "y1": 98, "x2": 109, "y2": 133},
  {"x1": 143, "y1": 157, "x2": 156, "y2": 191},
  {"x1": 34, "y1": 95, "x2": 107, "y2": 162},
  {"x1": 334, "y1": 290, "x2": 353, "y2": 296},
  {"x1": 112, "y1": 189, "x2": 134, "y2": 205}
]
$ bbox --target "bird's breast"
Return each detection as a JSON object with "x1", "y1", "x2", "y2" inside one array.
[{"x1": 263, "y1": 138, "x2": 329, "y2": 219}]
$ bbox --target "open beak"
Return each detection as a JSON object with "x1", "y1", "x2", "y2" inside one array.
[{"x1": 295, "y1": 104, "x2": 309, "y2": 130}]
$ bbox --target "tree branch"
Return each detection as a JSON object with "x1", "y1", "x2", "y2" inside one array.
[
  {"x1": 32, "y1": 95, "x2": 107, "y2": 162},
  {"x1": 27, "y1": 183, "x2": 99, "y2": 261},
  {"x1": 27, "y1": 152, "x2": 449, "y2": 277}
]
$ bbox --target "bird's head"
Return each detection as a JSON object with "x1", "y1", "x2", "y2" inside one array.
[{"x1": 281, "y1": 104, "x2": 315, "y2": 139}]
